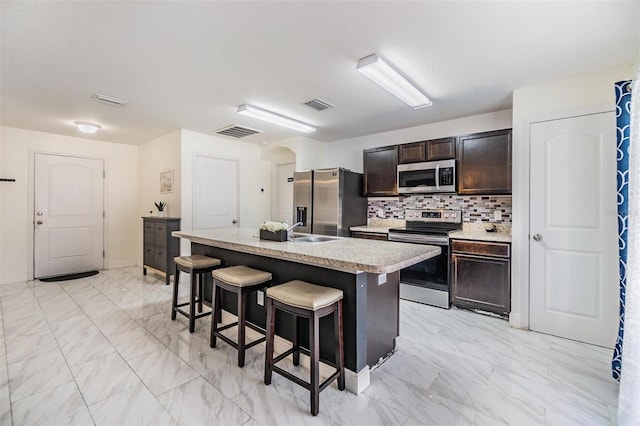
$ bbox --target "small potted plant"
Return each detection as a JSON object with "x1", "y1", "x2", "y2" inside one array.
[
  {"x1": 259, "y1": 221, "x2": 289, "y2": 241},
  {"x1": 155, "y1": 201, "x2": 167, "y2": 217}
]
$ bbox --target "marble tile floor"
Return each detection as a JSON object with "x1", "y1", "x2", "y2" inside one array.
[{"x1": 0, "y1": 267, "x2": 619, "y2": 425}]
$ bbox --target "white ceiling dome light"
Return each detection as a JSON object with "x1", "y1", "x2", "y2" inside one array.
[{"x1": 74, "y1": 121, "x2": 102, "y2": 134}]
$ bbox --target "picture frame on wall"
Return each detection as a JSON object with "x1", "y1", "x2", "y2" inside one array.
[{"x1": 160, "y1": 170, "x2": 173, "y2": 193}]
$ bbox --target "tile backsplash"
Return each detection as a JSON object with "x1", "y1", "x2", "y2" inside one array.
[{"x1": 368, "y1": 195, "x2": 512, "y2": 223}]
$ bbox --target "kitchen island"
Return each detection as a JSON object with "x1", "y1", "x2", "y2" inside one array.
[{"x1": 174, "y1": 227, "x2": 440, "y2": 393}]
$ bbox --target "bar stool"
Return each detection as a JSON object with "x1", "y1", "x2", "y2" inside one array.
[
  {"x1": 210, "y1": 265, "x2": 272, "y2": 367},
  {"x1": 264, "y1": 280, "x2": 344, "y2": 416},
  {"x1": 172, "y1": 255, "x2": 222, "y2": 333}
]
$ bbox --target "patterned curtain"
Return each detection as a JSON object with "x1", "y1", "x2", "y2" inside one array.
[{"x1": 612, "y1": 80, "x2": 632, "y2": 380}]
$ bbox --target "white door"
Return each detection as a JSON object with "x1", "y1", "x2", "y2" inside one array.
[
  {"x1": 529, "y1": 112, "x2": 618, "y2": 348},
  {"x1": 276, "y1": 163, "x2": 295, "y2": 224},
  {"x1": 193, "y1": 155, "x2": 239, "y2": 229},
  {"x1": 34, "y1": 153, "x2": 104, "y2": 278}
]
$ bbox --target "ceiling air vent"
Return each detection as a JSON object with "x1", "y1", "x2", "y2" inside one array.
[
  {"x1": 215, "y1": 125, "x2": 263, "y2": 139},
  {"x1": 91, "y1": 94, "x2": 128, "y2": 107},
  {"x1": 304, "y1": 98, "x2": 335, "y2": 111}
]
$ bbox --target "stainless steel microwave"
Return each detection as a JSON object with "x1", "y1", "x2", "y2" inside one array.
[{"x1": 397, "y1": 159, "x2": 456, "y2": 194}]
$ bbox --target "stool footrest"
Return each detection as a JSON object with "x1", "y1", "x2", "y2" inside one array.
[
  {"x1": 214, "y1": 331, "x2": 265, "y2": 350},
  {"x1": 175, "y1": 308, "x2": 211, "y2": 320},
  {"x1": 271, "y1": 365, "x2": 341, "y2": 394}
]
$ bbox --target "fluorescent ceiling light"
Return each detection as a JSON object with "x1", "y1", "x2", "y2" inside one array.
[
  {"x1": 74, "y1": 121, "x2": 101, "y2": 134},
  {"x1": 237, "y1": 104, "x2": 316, "y2": 133},
  {"x1": 357, "y1": 54, "x2": 432, "y2": 109}
]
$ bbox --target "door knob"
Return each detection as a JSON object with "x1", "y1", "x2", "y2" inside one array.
[
  {"x1": 36, "y1": 220, "x2": 43, "y2": 225},
  {"x1": 36, "y1": 212, "x2": 43, "y2": 216},
  {"x1": 532, "y1": 233, "x2": 542, "y2": 241},
  {"x1": 232, "y1": 220, "x2": 238, "y2": 224}
]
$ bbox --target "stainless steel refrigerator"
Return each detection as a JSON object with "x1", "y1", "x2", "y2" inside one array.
[{"x1": 293, "y1": 168, "x2": 367, "y2": 236}]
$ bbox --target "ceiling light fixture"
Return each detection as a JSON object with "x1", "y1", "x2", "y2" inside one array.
[
  {"x1": 74, "y1": 121, "x2": 102, "y2": 134},
  {"x1": 356, "y1": 54, "x2": 432, "y2": 109},
  {"x1": 237, "y1": 104, "x2": 316, "y2": 133}
]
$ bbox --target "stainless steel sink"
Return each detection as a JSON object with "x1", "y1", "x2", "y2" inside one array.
[{"x1": 290, "y1": 234, "x2": 340, "y2": 243}]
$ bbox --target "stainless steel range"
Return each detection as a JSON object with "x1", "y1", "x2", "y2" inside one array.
[{"x1": 388, "y1": 209, "x2": 462, "y2": 308}]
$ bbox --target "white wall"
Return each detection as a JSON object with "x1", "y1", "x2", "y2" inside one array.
[
  {"x1": 179, "y1": 130, "x2": 272, "y2": 254},
  {"x1": 511, "y1": 65, "x2": 634, "y2": 329},
  {"x1": 323, "y1": 110, "x2": 513, "y2": 173},
  {"x1": 139, "y1": 130, "x2": 182, "y2": 220},
  {"x1": 264, "y1": 136, "x2": 327, "y2": 171},
  {"x1": 0, "y1": 126, "x2": 139, "y2": 284}
]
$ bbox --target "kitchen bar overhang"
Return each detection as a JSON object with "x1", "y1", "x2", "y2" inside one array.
[{"x1": 173, "y1": 228, "x2": 440, "y2": 394}]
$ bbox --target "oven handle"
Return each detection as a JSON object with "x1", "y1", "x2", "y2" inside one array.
[{"x1": 388, "y1": 233, "x2": 449, "y2": 246}]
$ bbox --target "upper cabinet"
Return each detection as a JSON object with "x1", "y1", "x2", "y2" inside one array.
[
  {"x1": 398, "y1": 137, "x2": 456, "y2": 164},
  {"x1": 363, "y1": 145, "x2": 398, "y2": 197},
  {"x1": 457, "y1": 129, "x2": 512, "y2": 195}
]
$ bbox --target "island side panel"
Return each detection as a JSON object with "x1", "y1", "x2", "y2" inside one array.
[
  {"x1": 366, "y1": 271, "x2": 400, "y2": 367},
  {"x1": 191, "y1": 242, "x2": 372, "y2": 373}
]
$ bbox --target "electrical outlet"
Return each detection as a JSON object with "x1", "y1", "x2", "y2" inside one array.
[
  {"x1": 257, "y1": 290, "x2": 264, "y2": 306},
  {"x1": 494, "y1": 210, "x2": 502, "y2": 221}
]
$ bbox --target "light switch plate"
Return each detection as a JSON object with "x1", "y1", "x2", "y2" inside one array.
[{"x1": 257, "y1": 290, "x2": 264, "y2": 306}]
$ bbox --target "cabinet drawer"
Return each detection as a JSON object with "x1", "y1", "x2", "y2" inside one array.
[
  {"x1": 351, "y1": 231, "x2": 387, "y2": 241},
  {"x1": 154, "y1": 223, "x2": 167, "y2": 247},
  {"x1": 451, "y1": 240, "x2": 510, "y2": 258}
]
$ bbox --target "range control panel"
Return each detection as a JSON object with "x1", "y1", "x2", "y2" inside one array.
[{"x1": 404, "y1": 209, "x2": 462, "y2": 223}]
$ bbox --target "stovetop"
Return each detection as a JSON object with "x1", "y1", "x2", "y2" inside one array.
[{"x1": 389, "y1": 209, "x2": 462, "y2": 236}]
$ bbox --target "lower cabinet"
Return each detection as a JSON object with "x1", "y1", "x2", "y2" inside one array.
[
  {"x1": 450, "y1": 239, "x2": 510, "y2": 316},
  {"x1": 143, "y1": 217, "x2": 181, "y2": 285}
]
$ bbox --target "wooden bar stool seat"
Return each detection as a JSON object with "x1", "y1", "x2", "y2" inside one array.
[
  {"x1": 172, "y1": 255, "x2": 222, "y2": 333},
  {"x1": 264, "y1": 280, "x2": 345, "y2": 416},
  {"x1": 210, "y1": 265, "x2": 272, "y2": 367}
]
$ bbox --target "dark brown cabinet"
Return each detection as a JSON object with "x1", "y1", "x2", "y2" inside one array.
[
  {"x1": 351, "y1": 231, "x2": 388, "y2": 241},
  {"x1": 143, "y1": 217, "x2": 181, "y2": 285},
  {"x1": 457, "y1": 129, "x2": 512, "y2": 194},
  {"x1": 363, "y1": 146, "x2": 398, "y2": 196},
  {"x1": 451, "y1": 239, "x2": 510, "y2": 316},
  {"x1": 398, "y1": 137, "x2": 456, "y2": 164}
]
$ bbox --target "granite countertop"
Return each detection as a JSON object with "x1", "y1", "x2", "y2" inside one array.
[
  {"x1": 449, "y1": 223, "x2": 512, "y2": 243},
  {"x1": 350, "y1": 218, "x2": 406, "y2": 234},
  {"x1": 173, "y1": 227, "x2": 440, "y2": 274}
]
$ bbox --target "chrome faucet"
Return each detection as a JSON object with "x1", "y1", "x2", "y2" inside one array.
[
  {"x1": 287, "y1": 222, "x2": 304, "y2": 240},
  {"x1": 288, "y1": 221, "x2": 304, "y2": 231}
]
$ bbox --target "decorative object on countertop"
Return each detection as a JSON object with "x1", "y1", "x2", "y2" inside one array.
[
  {"x1": 259, "y1": 221, "x2": 289, "y2": 241},
  {"x1": 485, "y1": 223, "x2": 497, "y2": 232},
  {"x1": 155, "y1": 201, "x2": 166, "y2": 217}
]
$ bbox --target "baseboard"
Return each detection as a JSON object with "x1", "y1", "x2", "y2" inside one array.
[
  {"x1": 509, "y1": 313, "x2": 528, "y2": 329},
  {"x1": 107, "y1": 258, "x2": 137, "y2": 269}
]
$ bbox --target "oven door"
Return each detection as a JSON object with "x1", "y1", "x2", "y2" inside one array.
[{"x1": 389, "y1": 233, "x2": 451, "y2": 308}]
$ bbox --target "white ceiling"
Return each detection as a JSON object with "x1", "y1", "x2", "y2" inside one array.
[{"x1": 1, "y1": 1, "x2": 638, "y2": 146}]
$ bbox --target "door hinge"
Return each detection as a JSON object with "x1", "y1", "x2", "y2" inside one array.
[
  {"x1": 103, "y1": 171, "x2": 106, "y2": 178},
  {"x1": 103, "y1": 211, "x2": 105, "y2": 218},
  {"x1": 102, "y1": 250, "x2": 105, "y2": 258}
]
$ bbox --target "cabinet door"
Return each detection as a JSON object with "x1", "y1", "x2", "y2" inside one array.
[
  {"x1": 154, "y1": 223, "x2": 167, "y2": 247},
  {"x1": 457, "y1": 129, "x2": 512, "y2": 194},
  {"x1": 398, "y1": 142, "x2": 426, "y2": 164},
  {"x1": 451, "y1": 253, "x2": 510, "y2": 314},
  {"x1": 144, "y1": 221, "x2": 155, "y2": 244},
  {"x1": 426, "y1": 137, "x2": 456, "y2": 160},
  {"x1": 143, "y1": 243, "x2": 155, "y2": 267},
  {"x1": 363, "y1": 146, "x2": 398, "y2": 196}
]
